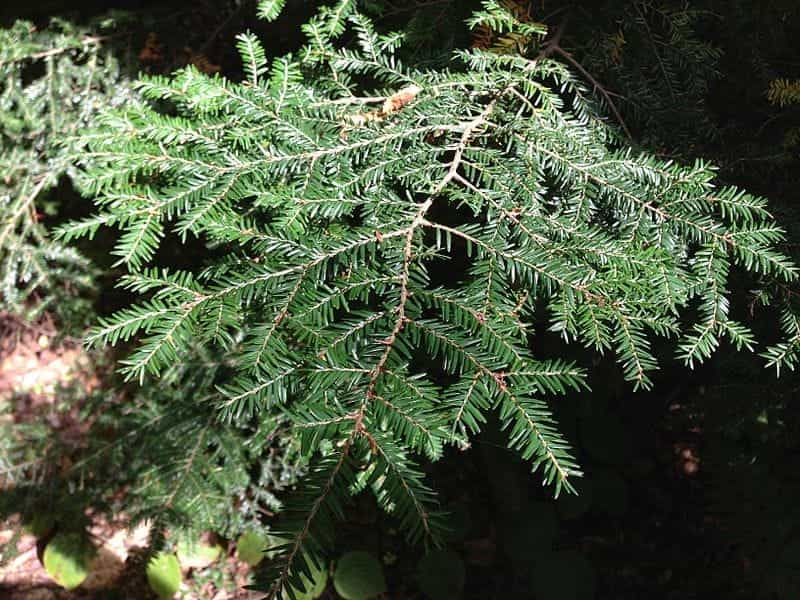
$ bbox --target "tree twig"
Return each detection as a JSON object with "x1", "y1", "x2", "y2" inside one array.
[{"x1": 540, "y1": 17, "x2": 633, "y2": 141}]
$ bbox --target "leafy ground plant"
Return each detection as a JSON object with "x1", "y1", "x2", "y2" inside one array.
[{"x1": 61, "y1": 0, "x2": 800, "y2": 596}]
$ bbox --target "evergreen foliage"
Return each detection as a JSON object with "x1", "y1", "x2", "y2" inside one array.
[
  {"x1": 0, "y1": 17, "x2": 132, "y2": 323},
  {"x1": 46, "y1": 0, "x2": 800, "y2": 595},
  {"x1": 567, "y1": 1, "x2": 723, "y2": 148},
  {"x1": 0, "y1": 10, "x2": 305, "y2": 591},
  {"x1": 767, "y1": 78, "x2": 800, "y2": 108},
  {"x1": 0, "y1": 340, "x2": 304, "y2": 546}
]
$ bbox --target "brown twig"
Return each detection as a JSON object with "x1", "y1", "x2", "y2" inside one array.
[
  {"x1": 540, "y1": 18, "x2": 634, "y2": 141},
  {"x1": 0, "y1": 35, "x2": 109, "y2": 68}
]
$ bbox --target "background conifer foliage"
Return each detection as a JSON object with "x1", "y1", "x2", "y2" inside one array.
[
  {"x1": 47, "y1": 0, "x2": 800, "y2": 594},
  {"x1": 0, "y1": 17, "x2": 129, "y2": 324}
]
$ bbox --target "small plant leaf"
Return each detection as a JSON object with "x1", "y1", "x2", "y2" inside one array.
[
  {"x1": 333, "y1": 551, "x2": 387, "y2": 600},
  {"x1": 42, "y1": 533, "x2": 93, "y2": 591},
  {"x1": 146, "y1": 552, "x2": 182, "y2": 599},
  {"x1": 236, "y1": 529, "x2": 285, "y2": 566},
  {"x1": 237, "y1": 530, "x2": 266, "y2": 566}
]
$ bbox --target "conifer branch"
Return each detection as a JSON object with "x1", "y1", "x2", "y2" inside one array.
[{"x1": 57, "y1": 2, "x2": 800, "y2": 589}]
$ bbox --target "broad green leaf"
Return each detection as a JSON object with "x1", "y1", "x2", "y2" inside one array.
[
  {"x1": 42, "y1": 533, "x2": 93, "y2": 591},
  {"x1": 236, "y1": 529, "x2": 285, "y2": 566},
  {"x1": 146, "y1": 552, "x2": 182, "y2": 599},
  {"x1": 333, "y1": 551, "x2": 387, "y2": 600}
]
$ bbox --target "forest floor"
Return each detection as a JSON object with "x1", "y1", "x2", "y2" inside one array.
[{"x1": 0, "y1": 316, "x2": 261, "y2": 599}]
